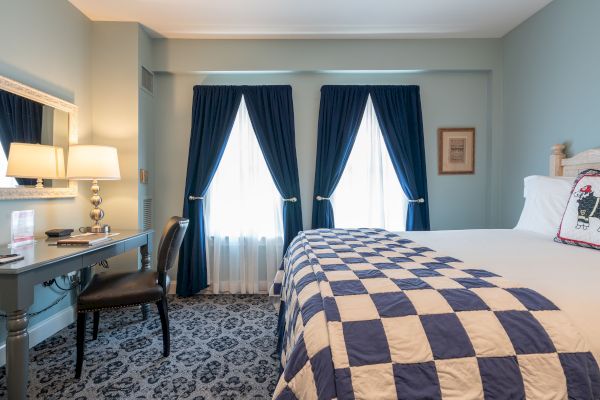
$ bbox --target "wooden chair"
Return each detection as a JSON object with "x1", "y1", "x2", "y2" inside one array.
[{"x1": 75, "y1": 216, "x2": 189, "y2": 378}]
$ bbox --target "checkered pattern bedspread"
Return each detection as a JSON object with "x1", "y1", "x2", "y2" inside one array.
[{"x1": 271, "y1": 228, "x2": 600, "y2": 400}]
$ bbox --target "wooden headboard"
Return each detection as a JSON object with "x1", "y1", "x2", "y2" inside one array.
[{"x1": 549, "y1": 144, "x2": 600, "y2": 177}]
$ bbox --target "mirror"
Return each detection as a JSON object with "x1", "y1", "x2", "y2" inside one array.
[
  {"x1": 0, "y1": 76, "x2": 78, "y2": 199},
  {"x1": 0, "y1": 91, "x2": 70, "y2": 188}
]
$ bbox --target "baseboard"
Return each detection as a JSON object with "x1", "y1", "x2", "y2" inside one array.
[
  {"x1": 0, "y1": 305, "x2": 75, "y2": 367},
  {"x1": 168, "y1": 280, "x2": 177, "y2": 294}
]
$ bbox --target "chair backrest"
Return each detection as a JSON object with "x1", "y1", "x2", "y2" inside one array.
[{"x1": 156, "y1": 216, "x2": 189, "y2": 274}]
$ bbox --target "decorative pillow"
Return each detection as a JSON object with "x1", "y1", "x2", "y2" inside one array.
[{"x1": 555, "y1": 169, "x2": 600, "y2": 249}]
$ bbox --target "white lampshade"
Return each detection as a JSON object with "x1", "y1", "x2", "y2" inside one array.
[
  {"x1": 6, "y1": 143, "x2": 65, "y2": 179},
  {"x1": 66, "y1": 145, "x2": 121, "y2": 180}
]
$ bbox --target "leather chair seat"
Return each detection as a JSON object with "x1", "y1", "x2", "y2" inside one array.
[{"x1": 78, "y1": 271, "x2": 170, "y2": 312}]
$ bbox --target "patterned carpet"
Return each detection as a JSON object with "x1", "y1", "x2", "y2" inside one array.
[{"x1": 0, "y1": 295, "x2": 280, "y2": 399}]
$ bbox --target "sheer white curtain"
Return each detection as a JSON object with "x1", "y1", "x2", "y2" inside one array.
[
  {"x1": 332, "y1": 96, "x2": 408, "y2": 231},
  {"x1": 205, "y1": 96, "x2": 284, "y2": 294}
]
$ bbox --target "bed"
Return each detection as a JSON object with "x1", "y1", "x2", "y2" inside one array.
[{"x1": 272, "y1": 145, "x2": 600, "y2": 399}]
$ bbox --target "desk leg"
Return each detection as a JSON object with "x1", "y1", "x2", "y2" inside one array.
[
  {"x1": 6, "y1": 310, "x2": 29, "y2": 400},
  {"x1": 79, "y1": 266, "x2": 92, "y2": 290},
  {"x1": 140, "y1": 244, "x2": 152, "y2": 320}
]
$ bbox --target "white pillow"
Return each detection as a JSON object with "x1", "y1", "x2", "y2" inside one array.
[{"x1": 514, "y1": 175, "x2": 574, "y2": 237}]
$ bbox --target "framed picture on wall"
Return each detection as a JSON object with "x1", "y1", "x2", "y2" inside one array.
[{"x1": 438, "y1": 128, "x2": 475, "y2": 174}]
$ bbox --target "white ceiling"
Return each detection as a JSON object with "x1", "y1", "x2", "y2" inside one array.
[{"x1": 69, "y1": 0, "x2": 552, "y2": 39}]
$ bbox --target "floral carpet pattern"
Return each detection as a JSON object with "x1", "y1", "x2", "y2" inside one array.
[{"x1": 0, "y1": 295, "x2": 280, "y2": 399}]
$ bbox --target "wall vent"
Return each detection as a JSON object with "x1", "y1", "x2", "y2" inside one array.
[
  {"x1": 142, "y1": 198, "x2": 153, "y2": 231},
  {"x1": 141, "y1": 66, "x2": 154, "y2": 95}
]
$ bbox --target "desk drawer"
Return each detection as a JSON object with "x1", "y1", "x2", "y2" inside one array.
[
  {"x1": 124, "y1": 235, "x2": 148, "y2": 252},
  {"x1": 82, "y1": 242, "x2": 125, "y2": 266},
  {"x1": 32, "y1": 257, "x2": 83, "y2": 285}
]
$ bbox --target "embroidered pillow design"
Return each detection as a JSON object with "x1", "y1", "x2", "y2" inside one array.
[{"x1": 555, "y1": 169, "x2": 600, "y2": 250}]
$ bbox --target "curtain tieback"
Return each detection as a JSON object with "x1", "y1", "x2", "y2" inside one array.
[
  {"x1": 408, "y1": 198, "x2": 425, "y2": 204},
  {"x1": 315, "y1": 195, "x2": 331, "y2": 201},
  {"x1": 283, "y1": 197, "x2": 298, "y2": 203},
  {"x1": 188, "y1": 195, "x2": 205, "y2": 201}
]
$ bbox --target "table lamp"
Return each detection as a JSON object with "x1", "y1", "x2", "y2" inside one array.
[
  {"x1": 6, "y1": 143, "x2": 65, "y2": 188},
  {"x1": 66, "y1": 145, "x2": 121, "y2": 233}
]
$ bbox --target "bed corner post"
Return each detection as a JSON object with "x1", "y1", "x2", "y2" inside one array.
[{"x1": 550, "y1": 144, "x2": 566, "y2": 176}]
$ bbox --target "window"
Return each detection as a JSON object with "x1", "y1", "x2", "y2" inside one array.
[
  {"x1": 332, "y1": 96, "x2": 408, "y2": 231},
  {"x1": 0, "y1": 142, "x2": 17, "y2": 188},
  {"x1": 205, "y1": 96, "x2": 283, "y2": 294}
]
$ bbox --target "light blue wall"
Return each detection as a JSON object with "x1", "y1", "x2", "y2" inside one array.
[
  {"x1": 152, "y1": 38, "x2": 505, "y2": 229},
  {"x1": 0, "y1": 0, "x2": 92, "y2": 348},
  {"x1": 502, "y1": 0, "x2": 600, "y2": 226}
]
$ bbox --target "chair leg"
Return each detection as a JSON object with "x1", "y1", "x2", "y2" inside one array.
[
  {"x1": 76, "y1": 312, "x2": 87, "y2": 379},
  {"x1": 156, "y1": 299, "x2": 170, "y2": 357},
  {"x1": 92, "y1": 311, "x2": 100, "y2": 340}
]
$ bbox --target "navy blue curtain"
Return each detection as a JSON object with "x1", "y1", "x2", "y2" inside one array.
[
  {"x1": 0, "y1": 89, "x2": 43, "y2": 186},
  {"x1": 177, "y1": 86, "x2": 243, "y2": 297},
  {"x1": 370, "y1": 86, "x2": 430, "y2": 230},
  {"x1": 311, "y1": 86, "x2": 369, "y2": 229},
  {"x1": 243, "y1": 85, "x2": 303, "y2": 251}
]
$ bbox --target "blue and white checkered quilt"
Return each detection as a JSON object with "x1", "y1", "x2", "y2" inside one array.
[{"x1": 271, "y1": 228, "x2": 600, "y2": 399}]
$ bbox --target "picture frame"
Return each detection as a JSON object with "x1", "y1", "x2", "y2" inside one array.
[{"x1": 438, "y1": 128, "x2": 475, "y2": 175}]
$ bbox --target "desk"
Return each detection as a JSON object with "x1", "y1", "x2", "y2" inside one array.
[{"x1": 0, "y1": 230, "x2": 153, "y2": 400}]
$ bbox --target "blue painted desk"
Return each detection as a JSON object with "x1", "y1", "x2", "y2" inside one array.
[{"x1": 0, "y1": 230, "x2": 153, "y2": 400}]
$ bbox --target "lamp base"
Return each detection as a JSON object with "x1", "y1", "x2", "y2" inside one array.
[
  {"x1": 79, "y1": 225, "x2": 111, "y2": 234},
  {"x1": 89, "y1": 179, "x2": 106, "y2": 231},
  {"x1": 90, "y1": 225, "x2": 104, "y2": 233}
]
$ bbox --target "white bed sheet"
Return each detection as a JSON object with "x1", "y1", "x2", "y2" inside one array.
[{"x1": 402, "y1": 229, "x2": 600, "y2": 361}]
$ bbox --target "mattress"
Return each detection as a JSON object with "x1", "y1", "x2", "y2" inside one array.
[
  {"x1": 402, "y1": 229, "x2": 600, "y2": 361},
  {"x1": 273, "y1": 228, "x2": 600, "y2": 399}
]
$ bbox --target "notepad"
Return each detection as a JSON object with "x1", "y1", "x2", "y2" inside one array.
[
  {"x1": 56, "y1": 233, "x2": 119, "y2": 246},
  {"x1": 0, "y1": 254, "x2": 24, "y2": 264}
]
